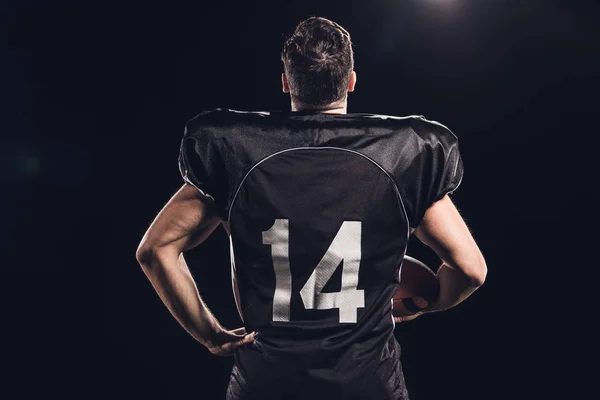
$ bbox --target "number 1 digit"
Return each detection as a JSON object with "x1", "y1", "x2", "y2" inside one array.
[{"x1": 262, "y1": 219, "x2": 292, "y2": 322}]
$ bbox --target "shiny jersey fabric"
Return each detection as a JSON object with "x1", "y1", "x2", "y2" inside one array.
[{"x1": 178, "y1": 109, "x2": 463, "y2": 399}]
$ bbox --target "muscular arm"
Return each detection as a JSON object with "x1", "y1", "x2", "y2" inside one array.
[
  {"x1": 136, "y1": 183, "x2": 254, "y2": 355},
  {"x1": 415, "y1": 194, "x2": 487, "y2": 312}
]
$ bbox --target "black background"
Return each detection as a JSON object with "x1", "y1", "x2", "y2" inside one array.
[{"x1": 2, "y1": 0, "x2": 599, "y2": 399}]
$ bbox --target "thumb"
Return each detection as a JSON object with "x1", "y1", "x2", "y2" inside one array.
[{"x1": 230, "y1": 327, "x2": 247, "y2": 336}]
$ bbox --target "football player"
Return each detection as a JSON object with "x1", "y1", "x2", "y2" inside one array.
[{"x1": 137, "y1": 16, "x2": 487, "y2": 399}]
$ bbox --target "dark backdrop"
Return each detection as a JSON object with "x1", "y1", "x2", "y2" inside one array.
[{"x1": 2, "y1": 0, "x2": 598, "y2": 399}]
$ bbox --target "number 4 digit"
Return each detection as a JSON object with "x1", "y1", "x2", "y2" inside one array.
[
  {"x1": 300, "y1": 221, "x2": 365, "y2": 323},
  {"x1": 263, "y1": 220, "x2": 365, "y2": 323}
]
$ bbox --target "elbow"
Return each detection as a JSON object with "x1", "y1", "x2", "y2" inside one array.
[
  {"x1": 136, "y1": 241, "x2": 178, "y2": 272},
  {"x1": 452, "y1": 251, "x2": 487, "y2": 288},
  {"x1": 136, "y1": 242, "x2": 158, "y2": 269},
  {"x1": 467, "y1": 257, "x2": 487, "y2": 288},
  {"x1": 470, "y1": 268, "x2": 487, "y2": 288}
]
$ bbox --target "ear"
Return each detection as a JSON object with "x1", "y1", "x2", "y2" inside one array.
[
  {"x1": 282, "y1": 73, "x2": 290, "y2": 93},
  {"x1": 348, "y1": 71, "x2": 357, "y2": 93}
]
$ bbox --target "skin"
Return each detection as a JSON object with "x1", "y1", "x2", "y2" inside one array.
[
  {"x1": 394, "y1": 194, "x2": 487, "y2": 322},
  {"x1": 136, "y1": 69, "x2": 487, "y2": 355},
  {"x1": 281, "y1": 71, "x2": 356, "y2": 113},
  {"x1": 136, "y1": 185, "x2": 255, "y2": 356}
]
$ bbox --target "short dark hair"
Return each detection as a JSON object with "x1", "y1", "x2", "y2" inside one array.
[{"x1": 281, "y1": 17, "x2": 354, "y2": 107}]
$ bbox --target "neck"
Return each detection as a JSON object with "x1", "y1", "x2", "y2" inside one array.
[{"x1": 291, "y1": 100, "x2": 348, "y2": 114}]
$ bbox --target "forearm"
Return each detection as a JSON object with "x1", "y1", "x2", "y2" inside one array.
[
  {"x1": 427, "y1": 262, "x2": 482, "y2": 312},
  {"x1": 138, "y1": 249, "x2": 222, "y2": 347}
]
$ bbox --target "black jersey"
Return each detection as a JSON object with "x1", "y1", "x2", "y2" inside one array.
[{"x1": 178, "y1": 109, "x2": 463, "y2": 400}]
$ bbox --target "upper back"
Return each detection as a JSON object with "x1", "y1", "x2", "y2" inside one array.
[
  {"x1": 180, "y1": 108, "x2": 462, "y2": 226},
  {"x1": 178, "y1": 108, "x2": 463, "y2": 338}
]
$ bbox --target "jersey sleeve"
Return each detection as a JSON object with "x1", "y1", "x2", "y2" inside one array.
[
  {"x1": 178, "y1": 116, "x2": 230, "y2": 220},
  {"x1": 401, "y1": 120, "x2": 464, "y2": 229}
]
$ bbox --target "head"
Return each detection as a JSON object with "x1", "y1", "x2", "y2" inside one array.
[{"x1": 281, "y1": 17, "x2": 356, "y2": 113}]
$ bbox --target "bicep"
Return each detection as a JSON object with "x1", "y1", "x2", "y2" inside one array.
[
  {"x1": 138, "y1": 183, "x2": 222, "y2": 256},
  {"x1": 414, "y1": 195, "x2": 485, "y2": 274}
]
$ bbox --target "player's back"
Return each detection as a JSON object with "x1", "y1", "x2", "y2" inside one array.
[{"x1": 179, "y1": 109, "x2": 463, "y2": 399}]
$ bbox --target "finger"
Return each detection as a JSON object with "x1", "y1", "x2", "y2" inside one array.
[
  {"x1": 395, "y1": 313, "x2": 419, "y2": 323},
  {"x1": 241, "y1": 332, "x2": 256, "y2": 344},
  {"x1": 412, "y1": 296, "x2": 429, "y2": 309},
  {"x1": 230, "y1": 327, "x2": 247, "y2": 336},
  {"x1": 219, "y1": 332, "x2": 256, "y2": 356},
  {"x1": 393, "y1": 300, "x2": 414, "y2": 318},
  {"x1": 234, "y1": 332, "x2": 256, "y2": 348},
  {"x1": 402, "y1": 297, "x2": 426, "y2": 313}
]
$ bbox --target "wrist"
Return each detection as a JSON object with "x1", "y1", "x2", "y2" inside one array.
[{"x1": 192, "y1": 317, "x2": 224, "y2": 349}]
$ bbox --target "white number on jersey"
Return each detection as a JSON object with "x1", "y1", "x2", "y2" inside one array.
[{"x1": 262, "y1": 220, "x2": 365, "y2": 323}]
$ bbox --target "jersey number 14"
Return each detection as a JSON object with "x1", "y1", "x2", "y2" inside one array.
[{"x1": 262, "y1": 219, "x2": 365, "y2": 323}]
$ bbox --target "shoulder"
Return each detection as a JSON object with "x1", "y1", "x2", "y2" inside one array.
[
  {"x1": 356, "y1": 113, "x2": 459, "y2": 147},
  {"x1": 185, "y1": 108, "x2": 270, "y2": 135},
  {"x1": 357, "y1": 113, "x2": 455, "y2": 136},
  {"x1": 408, "y1": 116, "x2": 459, "y2": 148}
]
